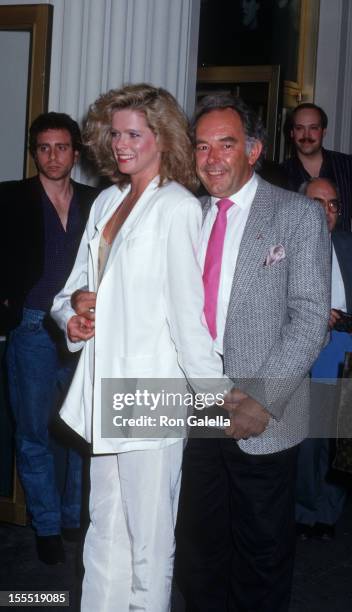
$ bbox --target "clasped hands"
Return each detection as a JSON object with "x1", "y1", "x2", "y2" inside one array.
[
  {"x1": 222, "y1": 389, "x2": 270, "y2": 440},
  {"x1": 66, "y1": 292, "x2": 270, "y2": 441},
  {"x1": 67, "y1": 290, "x2": 96, "y2": 342}
]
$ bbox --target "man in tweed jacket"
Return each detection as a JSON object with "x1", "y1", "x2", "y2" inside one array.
[{"x1": 175, "y1": 95, "x2": 331, "y2": 612}]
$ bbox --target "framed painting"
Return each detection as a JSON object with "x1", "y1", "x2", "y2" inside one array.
[
  {"x1": 198, "y1": 0, "x2": 320, "y2": 108},
  {"x1": 0, "y1": 3, "x2": 52, "y2": 525}
]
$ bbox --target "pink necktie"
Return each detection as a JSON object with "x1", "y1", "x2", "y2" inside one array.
[{"x1": 203, "y1": 198, "x2": 234, "y2": 339}]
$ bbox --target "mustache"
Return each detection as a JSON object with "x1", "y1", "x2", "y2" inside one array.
[{"x1": 298, "y1": 138, "x2": 316, "y2": 144}]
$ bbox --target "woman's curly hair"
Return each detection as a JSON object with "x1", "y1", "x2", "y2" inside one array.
[{"x1": 83, "y1": 83, "x2": 197, "y2": 192}]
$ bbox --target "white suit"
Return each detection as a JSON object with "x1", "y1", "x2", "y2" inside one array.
[{"x1": 51, "y1": 177, "x2": 226, "y2": 611}]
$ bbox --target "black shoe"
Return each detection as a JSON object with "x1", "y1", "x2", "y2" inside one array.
[
  {"x1": 36, "y1": 535, "x2": 66, "y2": 565},
  {"x1": 296, "y1": 523, "x2": 313, "y2": 541},
  {"x1": 313, "y1": 522, "x2": 335, "y2": 540},
  {"x1": 62, "y1": 527, "x2": 82, "y2": 543}
]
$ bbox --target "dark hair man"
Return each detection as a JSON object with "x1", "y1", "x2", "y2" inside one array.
[
  {"x1": 175, "y1": 95, "x2": 331, "y2": 612},
  {"x1": 0, "y1": 112, "x2": 99, "y2": 564},
  {"x1": 281, "y1": 102, "x2": 352, "y2": 231}
]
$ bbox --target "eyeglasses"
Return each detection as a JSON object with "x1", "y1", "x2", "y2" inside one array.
[{"x1": 313, "y1": 198, "x2": 341, "y2": 214}]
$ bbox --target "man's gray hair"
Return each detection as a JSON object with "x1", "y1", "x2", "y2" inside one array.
[
  {"x1": 298, "y1": 177, "x2": 339, "y2": 199},
  {"x1": 191, "y1": 93, "x2": 267, "y2": 168}
]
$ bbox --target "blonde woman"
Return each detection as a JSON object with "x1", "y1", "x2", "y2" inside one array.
[{"x1": 52, "y1": 84, "x2": 227, "y2": 611}]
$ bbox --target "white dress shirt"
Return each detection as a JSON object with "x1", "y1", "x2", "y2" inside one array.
[
  {"x1": 331, "y1": 245, "x2": 347, "y2": 311},
  {"x1": 198, "y1": 172, "x2": 258, "y2": 353}
]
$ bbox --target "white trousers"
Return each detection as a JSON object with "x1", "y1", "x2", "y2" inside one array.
[{"x1": 81, "y1": 441, "x2": 183, "y2": 612}]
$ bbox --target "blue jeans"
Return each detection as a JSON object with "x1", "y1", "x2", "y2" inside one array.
[{"x1": 6, "y1": 308, "x2": 82, "y2": 536}]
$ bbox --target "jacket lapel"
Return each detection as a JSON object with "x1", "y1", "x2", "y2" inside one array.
[
  {"x1": 226, "y1": 178, "x2": 275, "y2": 315},
  {"x1": 88, "y1": 186, "x2": 128, "y2": 290},
  {"x1": 332, "y1": 231, "x2": 352, "y2": 312},
  {"x1": 200, "y1": 195, "x2": 212, "y2": 225},
  {"x1": 91, "y1": 177, "x2": 160, "y2": 287}
]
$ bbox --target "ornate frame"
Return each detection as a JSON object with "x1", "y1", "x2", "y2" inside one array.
[
  {"x1": 283, "y1": 0, "x2": 320, "y2": 107},
  {"x1": 0, "y1": 3, "x2": 52, "y2": 525}
]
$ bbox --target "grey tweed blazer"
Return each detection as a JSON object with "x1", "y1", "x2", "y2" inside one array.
[{"x1": 202, "y1": 176, "x2": 331, "y2": 454}]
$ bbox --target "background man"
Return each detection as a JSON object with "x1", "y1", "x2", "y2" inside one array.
[
  {"x1": 281, "y1": 102, "x2": 352, "y2": 231},
  {"x1": 175, "y1": 95, "x2": 331, "y2": 612},
  {"x1": 0, "y1": 112, "x2": 98, "y2": 564},
  {"x1": 296, "y1": 177, "x2": 352, "y2": 541}
]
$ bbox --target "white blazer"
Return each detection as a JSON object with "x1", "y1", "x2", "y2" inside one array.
[{"x1": 51, "y1": 177, "x2": 227, "y2": 454}]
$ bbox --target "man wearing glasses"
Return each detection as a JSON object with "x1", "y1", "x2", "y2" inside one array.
[{"x1": 296, "y1": 177, "x2": 352, "y2": 540}]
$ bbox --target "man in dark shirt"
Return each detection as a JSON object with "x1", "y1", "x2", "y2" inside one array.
[
  {"x1": 0, "y1": 112, "x2": 98, "y2": 564},
  {"x1": 281, "y1": 103, "x2": 352, "y2": 231}
]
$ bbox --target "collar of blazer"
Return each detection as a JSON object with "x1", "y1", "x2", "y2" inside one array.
[
  {"x1": 93, "y1": 176, "x2": 159, "y2": 235},
  {"x1": 331, "y1": 229, "x2": 352, "y2": 307},
  {"x1": 201, "y1": 177, "x2": 278, "y2": 314},
  {"x1": 89, "y1": 176, "x2": 159, "y2": 289}
]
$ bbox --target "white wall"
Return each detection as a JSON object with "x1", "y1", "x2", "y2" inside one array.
[
  {"x1": 315, "y1": 0, "x2": 352, "y2": 153},
  {"x1": 0, "y1": 31, "x2": 30, "y2": 180},
  {"x1": 0, "y1": 0, "x2": 201, "y2": 181}
]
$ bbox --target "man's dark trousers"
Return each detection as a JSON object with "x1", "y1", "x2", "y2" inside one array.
[{"x1": 175, "y1": 437, "x2": 298, "y2": 612}]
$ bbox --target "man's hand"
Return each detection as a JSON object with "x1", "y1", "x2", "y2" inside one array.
[
  {"x1": 328, "y1": 308, "x2": 341, "y2": 330},
  {"x1": 68, "y1": 290, "x2": 96, "y2": 342},
  {"x1": 67, "y1": 315, "x2": 95, "y2": 342},
  {"x1": 223, "y1": 389, "x2": 270, "y2": 440},
  {"x1": 71, "y1": 290, "x2": 97, "y2": 322}
]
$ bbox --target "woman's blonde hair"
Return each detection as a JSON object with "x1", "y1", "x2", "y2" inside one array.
[{"x1": 83, "y1": 83, "x2": 197, "y2": 192}]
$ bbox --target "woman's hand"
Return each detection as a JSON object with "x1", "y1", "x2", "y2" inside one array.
[{"x1": 67, "y1": 315, "x2": 95, "y2": 342}]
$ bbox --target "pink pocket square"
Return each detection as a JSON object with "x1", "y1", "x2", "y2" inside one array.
[{"x1": 264, "y1": 244, "x2": 286, "y2": 266}]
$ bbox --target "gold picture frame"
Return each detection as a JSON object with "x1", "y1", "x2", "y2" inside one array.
[
  {"x1": 197, "y1": 0, "x2": 320, "y2": 110},
  {"x1": 0, "y1": 4, "x2": 53, "y2": 177},
  {"x1": 0, "y1": 3, "x2": 52, "y2": 526},
  {"x1": 282, "y1": 0, "x2": 320, "y2": 107},
  {"x1": 197, "y1": 65, "x2": 281, "y2": 161}
]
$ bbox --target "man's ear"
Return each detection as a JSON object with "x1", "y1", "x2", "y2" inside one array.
[
  {"x1": 248, "y1": 140, "x2": 263, "y2": 167},
  {"x1": 74, "y1": 150, "x2": 80, "y2": 164}
]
